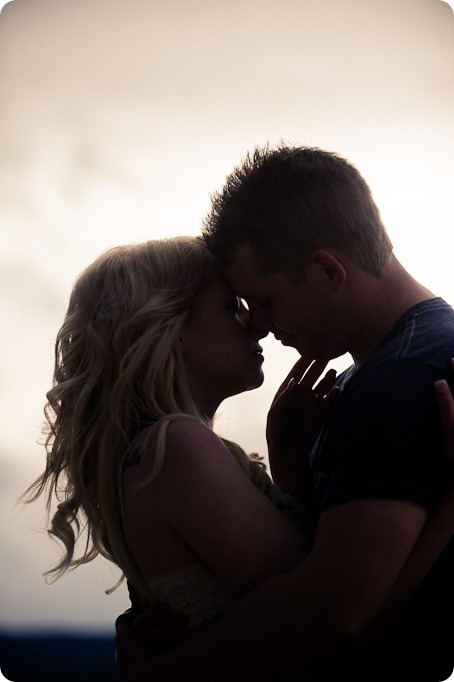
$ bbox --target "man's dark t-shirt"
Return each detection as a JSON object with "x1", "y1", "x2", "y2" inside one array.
[{"x1": 309, "y1": 298, "x2": 454, "y2": 682}]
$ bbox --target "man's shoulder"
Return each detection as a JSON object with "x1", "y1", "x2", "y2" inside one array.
[
  {"x1": 405, "y1": 297, "x2": 454, "y2": 338},
  {"x1": 370, "y1": 297, "x2": 454, "y2": 374},
  {"x1": 337, "y1": 355, "x2": 447, "y2": 416}
]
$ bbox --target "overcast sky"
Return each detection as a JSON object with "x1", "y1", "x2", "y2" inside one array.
[{"x1": 0, "y1": 0, "x2": 453, "y2": 635}]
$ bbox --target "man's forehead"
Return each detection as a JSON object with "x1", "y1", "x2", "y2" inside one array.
[
  {"x1": 221, "y1": 255, "x2": 288, "y2": 300},
  {"x1": 221, "y1": 242, "x2": 262, "y2": 275},
  {"x1": 220, "y1": 254, "x2": 261, "y2": 296}
]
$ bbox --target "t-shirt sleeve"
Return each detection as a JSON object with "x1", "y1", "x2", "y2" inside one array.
[{"x1": 319, "y1": 358, "x2": 446, "y2": 512}]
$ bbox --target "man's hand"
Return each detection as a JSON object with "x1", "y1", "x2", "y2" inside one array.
[{"x1": 114, "y1": 604, "x2": 188, "y2": 681}]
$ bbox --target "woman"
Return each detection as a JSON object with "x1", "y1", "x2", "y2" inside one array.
[{"x1": 22, "y1": 236, "x2": 334, "y2": 631}]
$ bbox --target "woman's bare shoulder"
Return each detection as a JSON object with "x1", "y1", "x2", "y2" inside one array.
[
  {"x1": 164, "y1": 417, "x2": 225, "y2": 452},
  {"x1": 124, "y1": 417, "x2": 227, "y2": 484}
]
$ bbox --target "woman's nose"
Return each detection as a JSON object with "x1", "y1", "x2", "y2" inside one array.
[{"x1": 247, "y1": 308, "x2": 270, "y2": 340}]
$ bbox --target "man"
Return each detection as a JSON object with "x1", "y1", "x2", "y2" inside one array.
[{"x1": 116, "y1": 146, "x2": 454, "y2": 681}]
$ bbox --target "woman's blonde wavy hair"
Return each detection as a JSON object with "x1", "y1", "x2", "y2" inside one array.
[{"x1": 23, "y1": 236, "x2": 275, "y2": 602}]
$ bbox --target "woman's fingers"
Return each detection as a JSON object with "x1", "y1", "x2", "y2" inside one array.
[
  {"x1": 269, "y1": 376, "x2": 298, "y2": 416},
  {"x1": 279, "y1": 355, "x2": 314, "y2": 387},
  {"x1": 296, "y1": 359, "x2": 329, "y2": 391},
  {"x1": 271, "y1": 356, "x2": 313, "y2": 406},
  {"x1": 270, "y1": 358, "x2": 340, "y2": 432},
  {"x1": 435, "y1": 377, "x2": 454, "y2": 461},
  {"x1": 313, "y1": 368, "x2": 338, "y2": 397}
]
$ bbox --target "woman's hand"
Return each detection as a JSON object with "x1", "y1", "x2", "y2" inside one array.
[
  {"x1": 266, "y1": 357, "x2": 339, "y2": 501},
  {"x1": 435, "y1": 358, "x2": 454, "y2": 464}
]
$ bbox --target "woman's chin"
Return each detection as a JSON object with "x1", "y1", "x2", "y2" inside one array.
[{"x1": 249, "y1": 370, "x2": 265, "y2": 391}]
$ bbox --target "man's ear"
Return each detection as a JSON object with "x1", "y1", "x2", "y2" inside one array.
[{"x1": 310, "y1": 249, "x2": 346, "y2": 293}]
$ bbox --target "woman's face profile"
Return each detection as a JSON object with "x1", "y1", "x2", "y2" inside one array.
[{"x1": 180, "y1": 264, "x2": 265, "y2": 413}]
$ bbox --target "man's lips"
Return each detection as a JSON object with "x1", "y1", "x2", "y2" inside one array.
[{"x1": 274, "y1": 334, "x2": 298, "y2": 347}]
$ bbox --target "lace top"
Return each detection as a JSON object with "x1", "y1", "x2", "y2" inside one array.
[{"x1": 145, "y1": 488, "x2": 309, "y2": 632}]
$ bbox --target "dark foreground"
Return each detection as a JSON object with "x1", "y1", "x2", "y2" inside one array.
[{"x1": 0, "y1": 631, "x2": 117, "y2": 682}]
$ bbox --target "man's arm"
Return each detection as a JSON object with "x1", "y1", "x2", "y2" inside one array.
[
  {"x1": 347, "y1": 373, "x2": 454, "y2": 647},
  {"x1": 118, "y1": 497, "x2": 426, "y2": 681},
  {"x1": 116, "y1": 369, "x2": 454, "y2": 681}
]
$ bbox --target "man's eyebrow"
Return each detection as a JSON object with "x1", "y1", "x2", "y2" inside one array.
[{"x1": 239, "y1": 293, "x2": 266, "y2": 300}]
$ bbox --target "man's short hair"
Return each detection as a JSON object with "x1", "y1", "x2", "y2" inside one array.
[{"x1": 202, "y1": 144, "x2": 393, "y2": 278}]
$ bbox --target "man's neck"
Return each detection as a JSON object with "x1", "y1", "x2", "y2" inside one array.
[{"x1": 349, "y1": 256, "x2": 435, "y2": 366}]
